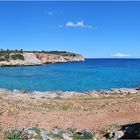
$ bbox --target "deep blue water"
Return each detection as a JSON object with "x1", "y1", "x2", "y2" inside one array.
[{"x1": 0, "y1": 59, "x2": 140, "y2": 91}]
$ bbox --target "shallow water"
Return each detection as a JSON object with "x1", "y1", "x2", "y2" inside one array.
[{"x1": 0, "y1": 59, "x2": 140, "y2": 91}]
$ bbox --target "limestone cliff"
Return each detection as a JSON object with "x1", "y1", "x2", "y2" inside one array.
[
  {"x1": 35, "y1": 53, "x2": 84, "y2": 63},
  {"x1": 0, "y1": 51, "x2": 84, "y2": 66}
]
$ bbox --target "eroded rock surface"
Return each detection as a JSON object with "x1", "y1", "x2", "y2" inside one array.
[{"x1": 0, "y1": 52, "x2": 84, "y2": 66}]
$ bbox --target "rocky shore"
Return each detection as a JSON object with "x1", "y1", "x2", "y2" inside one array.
[
  {"x1": 3, "y1": 123, "x2": 140, "y2": 140},
  {"x1": 0, "y1": 51, "x2": 84, "y2": 67},
  {"x1": 0, "y1": 87, "x2": 139, "y2": 99},
  {"x1": 0, "y1": 87, "x2": 140, "y2": 139}
]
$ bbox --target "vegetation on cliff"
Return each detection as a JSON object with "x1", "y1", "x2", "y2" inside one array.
[
  {"x1": 25, "y1": 50, "x2": 79, "y2": 57},
  {"x1": 0, "y1": 49, "x2": 24, "y2": 61},
  {"x1": 0, "y1": 49, "x2": 80, "y2": 59},
  {"x1": 0, "y1": 49, "x2": 84, "y2": 66},
  {"x1": 42, "y1": 51, "x2": 77, "y2": 57}
]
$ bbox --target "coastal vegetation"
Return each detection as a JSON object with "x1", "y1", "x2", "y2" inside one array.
[
  {"x1": 4, "y1": 127, "x2": 94, "y2": 140},
  {"x1": 0, "y1": 88, "x2": 140, "y2": 139},
  {"x1": 4, "y1": 129, "x2": 28, "y2": 140},
  {"x1": 0, "y1": 49, "x2": 81, "y2": 60},
  {"x1": 0, "y1": 49, "x2": 24, "y2": 61},
  {"x1": 43, "y1": 51, "x2": 77, "y2": 57},
  {"x1": 11, "y1": 53, "x2": 24, "y2": 60},
  {"x1": 3, "y1": 121, "x2": 140, "y2": 139},
  {"x1": 0, "y1": 49, "x2": 84, "y2": 66},
  {"x1": 0, "y1": 49, "x2": 79, "y2": 57},
  {"x1": 25, "y1": 50, "x2": 78, "y2": 57}
]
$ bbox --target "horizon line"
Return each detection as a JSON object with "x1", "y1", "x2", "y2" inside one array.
[{"x1": 85, "y1": 57, "x2": 140, "y2": 59}]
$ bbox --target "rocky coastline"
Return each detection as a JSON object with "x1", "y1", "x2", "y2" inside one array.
[
  {"x1": 3, "y1": 123, "x2": 140, "y2": 140},
  {"x1": 0, "y1": 87, "x2": 140, "y2": 139},
  {"x1": 0, "y1": 87, "x2": 140, "y2": 99},
  {"x1": 0, "y1": 51, "x2": 84, "y2": 67}
]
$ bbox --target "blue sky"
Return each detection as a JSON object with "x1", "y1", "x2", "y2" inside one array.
[{"x1": 0, "y1": 1, "x2": 140, "y2": 58}]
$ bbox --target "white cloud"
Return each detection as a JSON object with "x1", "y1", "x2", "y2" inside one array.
[
  {"x1": 112, "y1": 53, "x2": 130, "y2": 57},
  {"x1": 65, "y1": 20, "x2": 93, "y2": 29},
  {"x1": 76, "y1": 20, "x2": 84, "y2": 27},
  {"x1": 66, "y1": 21, "x2": 75, "y2": 27}
]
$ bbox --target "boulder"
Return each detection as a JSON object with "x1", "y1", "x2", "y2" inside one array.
[
  {"x1": 113, "y1": 130, "x2": 124, "y2": 139},
  {"x1": 40, "y1": 128, "x2": 53, "y2": 140},
  {"x1": 62, "y1": 130, "x2": 73, "y2": 140}
]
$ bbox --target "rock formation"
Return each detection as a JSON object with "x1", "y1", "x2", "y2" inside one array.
[
  {"x1": 35, "y1": 52, "x2": 84, "y2": 63},
  {"x1": 0, "y1": 51, "x2": 84, "y2": 66}
]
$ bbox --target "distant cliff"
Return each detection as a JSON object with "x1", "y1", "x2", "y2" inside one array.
[
  {"x1": 0, "y1": 50, "x2": 84, "y2": 66},
  {"x1": 35, "y1": 51, "x2": 84, "y2": 63}
]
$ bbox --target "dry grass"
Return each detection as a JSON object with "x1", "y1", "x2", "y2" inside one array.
[{"x1": 0, "y1": 93, "x2": 140, "y2": 139}]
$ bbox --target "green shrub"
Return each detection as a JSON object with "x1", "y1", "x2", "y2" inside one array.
[
  {"x1": 11, "y1": 53, "x2": 25, "y2": 60},
  {"x1": 44, "y1": 51, "x2": 78, "y2": 57},
  {"x1": 73, "y1": 131, "x2": 93, "y2": 140},
  {"x1": 83, "y1": 130, "x2": 93, "y2": 139},
  {"x1": 5, "y1": 129, "x2": 28, "y2": 140},
  {"x1": 19, "y1": 49, "x2": 23, "y2": 54},
  {"x1": 0, "y1": 52, "x2": 10, "y2": 61}
]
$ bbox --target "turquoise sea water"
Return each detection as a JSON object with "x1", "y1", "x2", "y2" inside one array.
[{"x1": 0, "y1": 59, "x2": 140, "y2": 91}]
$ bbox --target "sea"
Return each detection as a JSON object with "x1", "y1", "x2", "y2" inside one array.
[{"x1": 0, "y1": 59, "x2": 140, "y2": 92}]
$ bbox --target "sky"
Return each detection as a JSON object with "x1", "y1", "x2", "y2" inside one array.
[{"x1": 0, "y1": 1, "x2": 140, "y2": 58}]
